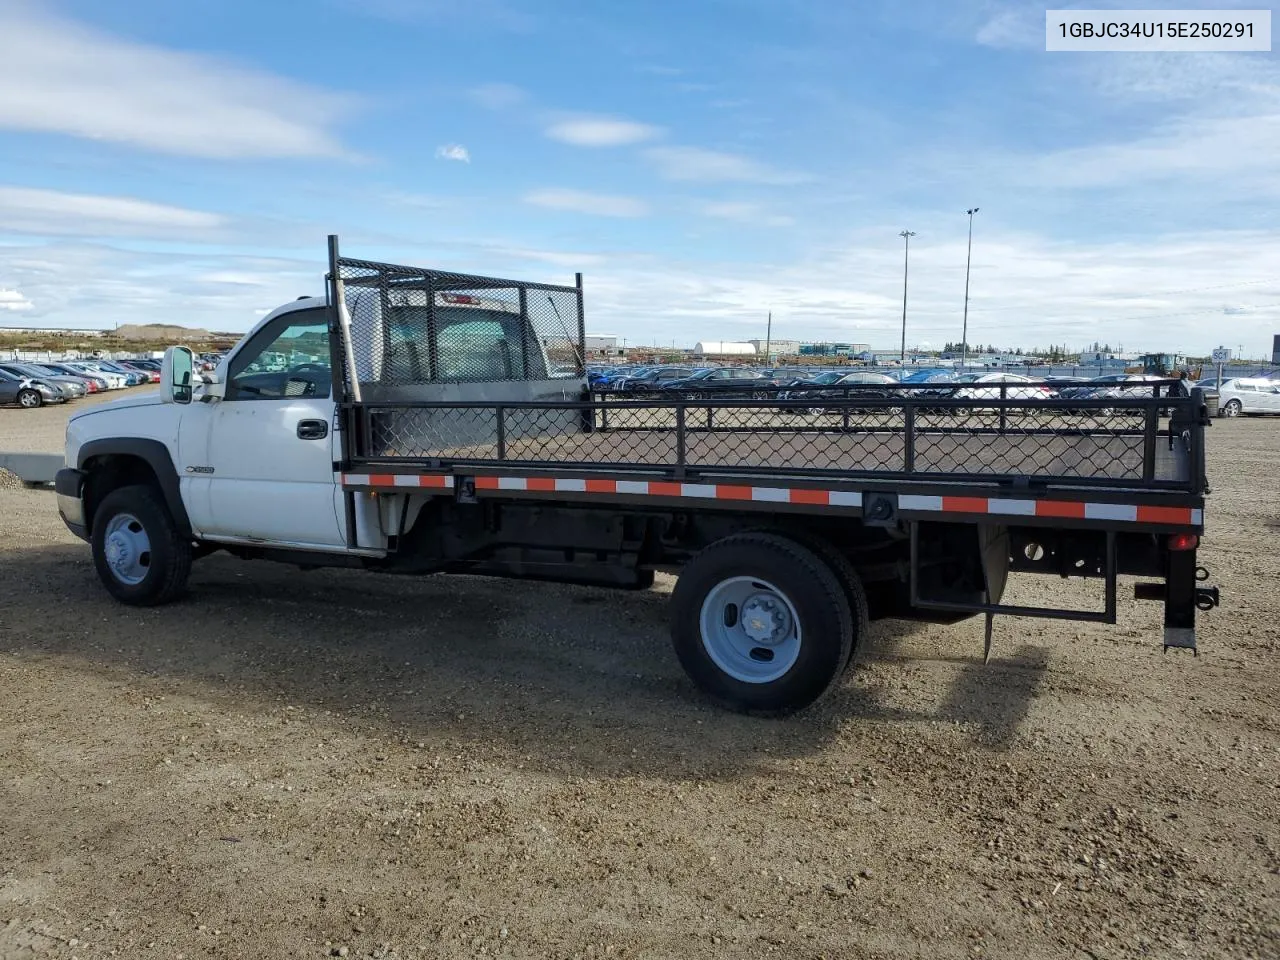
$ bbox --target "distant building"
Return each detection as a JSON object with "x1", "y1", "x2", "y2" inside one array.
[
  {"x1": 799, "y1": 342, "x2": 871, "y2": 357},
  {"x1": 585, "y1": 334, "x2": 620, "y2": 355},
  {"x1": 1082, "y1": 352, "x2": 1139, "y2": 369},
  {"x1": 747, "y1": 338, "x2": 801, "y2": 356},
  {"x1": 694, "y1": 341, "x2": 756, "y2": 356}
]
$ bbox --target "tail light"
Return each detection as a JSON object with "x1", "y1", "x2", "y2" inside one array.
[{"x1": 1168, "y1": 533, "x2": 1199, "y2": 552}]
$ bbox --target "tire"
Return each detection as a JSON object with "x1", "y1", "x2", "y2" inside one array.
[
  {"x1": 91, "y1": 484, "x2": 193, "y2": 605},
  {"x1": 1222, "y1": 399, "x2": 1242, "y2": 418},
  {"x1": 786, "y1": 532, "x2": 869, "y2": 672},
  {"x1": 671, "y1": 532, "x2": 853, "y2": 716},
  {"x1": 17, "y1": 389, "x2": 42, "y2": 408}
]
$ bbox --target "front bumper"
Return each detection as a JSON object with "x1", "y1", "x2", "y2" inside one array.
[{"x1": 55, "y1": 467, "x2": 88, "y2": 541}]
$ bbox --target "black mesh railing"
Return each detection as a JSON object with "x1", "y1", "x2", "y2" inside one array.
[
  {"x1": 331, "y1": 252, "x2": 584, "y2": 393},
  {"x1": 343, "y1": 382, "x2": 1207, "y2": 491}
]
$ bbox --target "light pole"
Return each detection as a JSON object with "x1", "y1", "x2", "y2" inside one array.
[
  {"x1": 899, "y1": 230, "x2": 915, "y2": 367},
  {"x1": 961, "y1": 207, "x2": 978, "y2": 370}
]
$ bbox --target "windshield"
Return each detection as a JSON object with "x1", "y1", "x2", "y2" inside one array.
[{"x1": 810, "y1": 372, "x2": 842, "y2": 384}]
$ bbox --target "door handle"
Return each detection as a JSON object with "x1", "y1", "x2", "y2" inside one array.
[{"x1": 297, "y1": 419, "x2": 328, "y2": 440}]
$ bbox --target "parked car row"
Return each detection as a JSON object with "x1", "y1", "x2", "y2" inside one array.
[
  {"x1": 0, "y1": 357, "x2": 161, "y2": 408},
  {"x1": 588, "y1": 363, "x2": 1280, "y2": 418}
]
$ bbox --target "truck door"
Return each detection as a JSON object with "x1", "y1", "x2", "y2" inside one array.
[{"x1": 179, "y1": 307, "x2": 345, "y2": 548}]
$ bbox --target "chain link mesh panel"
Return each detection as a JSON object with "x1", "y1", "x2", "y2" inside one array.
[
  {"x1": 333, "y1": 255, "x2": 583, "y2": 395},
  {"x1": 352, "y1": 389, "x2": 1196, "y2": 488}
]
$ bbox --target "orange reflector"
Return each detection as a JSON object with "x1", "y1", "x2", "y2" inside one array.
[{"x1": 1168, "y1": 533, "x2": 1199, "y2": 552}]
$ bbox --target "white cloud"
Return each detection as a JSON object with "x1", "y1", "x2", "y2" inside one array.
[
  {"x1": 0, "y1": 241, "x2": 320, "y2": 330},
  {"x1": 1025, "y1": 113, "x2": 1280, "y2": 194},
  {"x1": 0, "y1": 3, "x2": 353, "y2": 159},
  {"x1": 0, "y1": 288, "x2": 34, "y2": 312},
  {"x1": 975, "y1": 6, "x2": 1042, "y2": 49},
  {"x1": 469, "y1": 82, "x2": 528, "y2": 110},
  {"x1": 524, "y1": 188, "x2": 649, "y2": 218},
  {"x1": 1, "y1": 226, "x2": 1277, "y2": 355},
  {"x1": 435, "y1": 143, "x2": 471, "y2": 163},
  {"x1": 701, "y1": 201, "x2": 795, "y2": 228},
  {"x1": 545, "y1": 116, "x2": 663, "y2": 147},
  {"x1": 0, "y1": 186, "x2": 225, "y2": 238},
  {"x1": 501, "y1": 227, "x2": 1280, "y2": 355},
  {"x1": 644, "y1": 146, "x2": 809, "y2": 184}
]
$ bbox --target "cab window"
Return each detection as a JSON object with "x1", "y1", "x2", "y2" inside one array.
[{"x1": 226, "y1": 311, "x2": 331, "y2": 400}]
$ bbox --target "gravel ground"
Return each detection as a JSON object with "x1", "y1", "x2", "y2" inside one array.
[{"x1": 0, "y1": 406, "x2": 1277, "y2": 960}]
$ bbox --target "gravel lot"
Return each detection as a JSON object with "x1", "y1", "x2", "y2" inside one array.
[{"x1": 1, "y1": 402, "x2": 1277, "y2": 959}]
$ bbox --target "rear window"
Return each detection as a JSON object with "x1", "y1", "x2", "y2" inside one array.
[{"x1": 386, "y1": 306, "x2": 549, "y2": 383}]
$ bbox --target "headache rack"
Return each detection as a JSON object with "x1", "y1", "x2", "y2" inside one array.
[{"x1": 327, "y1": 235, "x2": 586, "y2": 401}]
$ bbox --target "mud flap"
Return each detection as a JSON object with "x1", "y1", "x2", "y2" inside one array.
[
  {"x1": 1163, "y1": 547, "x2": 1198, "y2": 654},
  {"x1": 980, "y1": 526, "x2": 1008, "y2": 663}
]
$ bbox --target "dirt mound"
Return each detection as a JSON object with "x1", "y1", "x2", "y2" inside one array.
[{"x1": 112, "y1": 323, "x2": 211, "y2": 342}]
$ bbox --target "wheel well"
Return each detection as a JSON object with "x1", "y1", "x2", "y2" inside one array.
[{"x1": 82, "y1": 455, "x2": 164, "y2": 536}]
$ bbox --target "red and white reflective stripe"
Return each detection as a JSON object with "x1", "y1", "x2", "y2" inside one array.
[
  {"x1": 469, "y1": 475, "x2": 862, "y2": 506},
  {"x1": 340, "y1": 473, "x2": 1201, "y2": 526},
  {"x1": 899, "y1": 494, "x2": 1201, "y2": 526},
  {"x1": 342, "y1": 473, "x2": 454, "y2": 490},
  {"x1": 343, "y1": 473, "x2": 859, "y2": 506}
]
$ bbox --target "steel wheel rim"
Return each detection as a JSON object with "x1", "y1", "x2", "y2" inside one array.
[
  {"x1": 699, "y1": 576, "x2": 801, "y2": 683},
  {"x1": 103, "y1": 512, "x2": 152, "y2": 585}
]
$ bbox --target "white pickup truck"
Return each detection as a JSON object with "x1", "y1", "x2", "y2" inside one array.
[{"x1": 55, "y1": 238, "x2": 1219, "y2": 715}]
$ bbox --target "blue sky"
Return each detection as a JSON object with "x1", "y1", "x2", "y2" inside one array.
[{"x1": 0, "y1": 0, "x2": 1277, "y2": 355}]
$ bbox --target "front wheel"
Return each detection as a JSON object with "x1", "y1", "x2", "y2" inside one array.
[
  {"x1": 1221, "y1": 399, "x2": 1242, "y2": 418},
  {"x1": 91, "y1": 484, "x2": 193, "y2": 605},
  {"x1": 17, "y1": 389, "x2": 42, "y2": 408},
  {"x1": 671, "y1": 533, "x2": 853, "y2": 715}
]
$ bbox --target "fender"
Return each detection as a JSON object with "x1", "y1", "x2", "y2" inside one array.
[{"x1": 78, "y1": 437, "x2": 193, "y2": 537}]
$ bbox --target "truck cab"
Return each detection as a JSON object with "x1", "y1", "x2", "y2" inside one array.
[{"x1": 57, "y1": 266, "x2": 588, "y2": 583}]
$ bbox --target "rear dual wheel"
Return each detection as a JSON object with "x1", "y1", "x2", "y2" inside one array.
[{"x1": 671, "y1": 532, "x2": 864, "y2": 715}]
